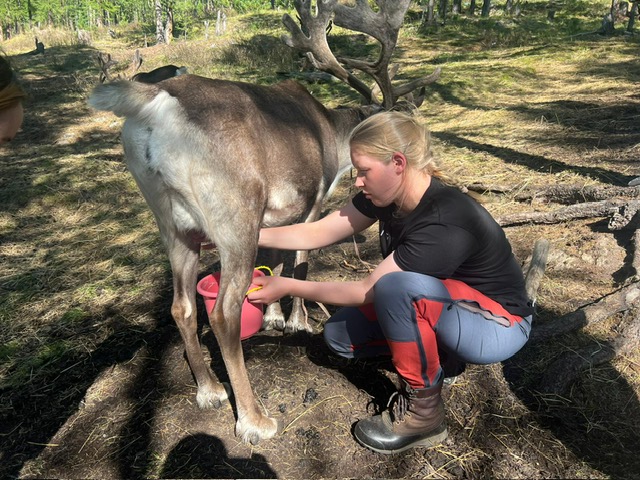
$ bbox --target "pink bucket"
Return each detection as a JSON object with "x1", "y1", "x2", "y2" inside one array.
[{"x1": 197, "y1": 269, "x2": 265, "y2": 340}]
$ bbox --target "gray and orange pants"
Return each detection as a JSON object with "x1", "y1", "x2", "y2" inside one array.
[{"x1": 323, "y1": 272, "x2": 532, "y2": 389}]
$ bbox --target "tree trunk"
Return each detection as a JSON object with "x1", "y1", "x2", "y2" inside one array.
[
  {"x1": 155, "y1": 0, "x2": 166, "y2": 44},
  {"x1": 165, "y1": 6, "x2": 174, "y2": 44},
  {"x1": 627, "y1": 2, "x2": 638, "y2": 31},
  {"x1": 481, "y1": 0, "x2": 491, "y2": 16},
  {"x1": 426, "y1": 0, "x2": 437, "y2": 25},
  {"x1": 438, "y1": 0, "x2": 448, "y2": 24},
  {"x1": 453, "y1": 0, "x2": 462, "y2": 14},
  {"x1": 547, "y1": 1, "x2": 557, "y2": 21},
  {"x1": 600, "y1": 0, "x2": 621, "y2": 34}
]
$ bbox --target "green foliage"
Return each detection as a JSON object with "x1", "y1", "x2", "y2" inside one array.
[
  {"x1": 0, "y1": 339, "x2": 21, "y2": 362},
  {"x1": 0, "y1": 0, "x2": 618, "y2": 42},
  {"x1": 0, "y1": 339, "x2": 72, "y2": 389}
]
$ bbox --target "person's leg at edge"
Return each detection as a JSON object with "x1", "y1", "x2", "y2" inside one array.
[
  {"x1": 323, "y1": 304, "x2": 391, "y2": 359},
  {"x1": 352, "y1": 272, "x2": 449, "y2": 454},
  {"x1": 353, "y1": 271, "x2": 532, "y2": 454}
]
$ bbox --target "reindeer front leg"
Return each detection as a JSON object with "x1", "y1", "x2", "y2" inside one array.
[
  {"x1": 262, "y1": 248, "x2": 287, "y2": 331},
  {"x1": 261, "y1": 249, "x2": 313, "y2": 334},
  {"x1": 286, "y1": 249, "x2": 313, "y2": 333},
  {"x1": 167, "y1": 237, "x2": 229, "y2": 409}
]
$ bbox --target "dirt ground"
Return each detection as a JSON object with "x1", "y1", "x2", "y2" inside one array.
[
  {"x1": 3, "y1": 23, "x2": 640, "y2": 480},
  {"x1": 5, "y1": 193, "x2": 639, "y2": 479}
]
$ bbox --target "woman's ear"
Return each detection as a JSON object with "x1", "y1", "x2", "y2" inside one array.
[{"x1": 391, "y1": 152, "x2": 407, "y2": 173}]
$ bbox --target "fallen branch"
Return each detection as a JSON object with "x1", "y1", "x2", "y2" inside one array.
[
  {"x1": 515, "y1": 184, "x2": 640, "y2": 205},
  {"x1": 531, "y1": 281, "x2": 640, "y2": 343},
  {"x1": 608, "y1": 200, "x2": 640, "y2": 230},
  {"x1": 467, "y1": 183, "x2": 640, "y2": 205},
  {"x1": 466, "y1": 182, "x2": 515, "y2": 195},
  {"x1": 537, "y1": 310, "x2": 640, "y2": 395},
  {"x1": 496, "y1": 199, "x2": 627, "y2": 227}
]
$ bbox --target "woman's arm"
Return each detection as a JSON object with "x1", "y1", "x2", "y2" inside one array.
[
  {"x1": 247, "y1": 251, "x2": 402, "y2": 307},
  {"x1": 259, "y1": 201, "x2": 376, "y2": 251}
]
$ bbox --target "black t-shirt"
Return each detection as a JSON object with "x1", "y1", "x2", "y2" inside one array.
[{"x1": 352, "y1": 178, "x2": 533, "y2": 317}]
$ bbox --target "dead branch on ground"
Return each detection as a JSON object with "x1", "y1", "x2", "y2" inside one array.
[
  {"x1": 468, "y1": 183, "x2": 640, "y2": 205},
  {"x1": 537, "y1": 309, "x2": 640, "y2": 395},
  {"x1": 495, "y1": 199, "x2": 640, "y2": 227},
  {"x1": 531, "y1": 281, "x2": 640, "y2": 343}
]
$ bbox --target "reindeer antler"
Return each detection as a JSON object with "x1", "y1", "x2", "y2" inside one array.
[
  {"x1": 282, "y1": 0, "x2": 373, "y2": 102},
  {"x1": 282, "y1": 0, "x2": 441, "y2": 109}
]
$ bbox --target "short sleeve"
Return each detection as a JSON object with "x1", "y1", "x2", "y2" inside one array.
[{"x1": 351, "y1": 191, "x2": 377, "y2": 219}]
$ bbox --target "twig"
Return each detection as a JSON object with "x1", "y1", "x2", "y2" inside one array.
[
  {"x1": 282, "y1": 395, "x2": 348, "y2": 434},
  {"x1": 314, "y1": 301, "x2": 331, "y2": 319},
  {"x1": 351, "y1": 235, "x2": 375, "y2": 271}
]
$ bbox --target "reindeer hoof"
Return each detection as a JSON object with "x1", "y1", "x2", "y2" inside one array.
[
  {"x1": 262, "y1": 312, "x2": 286, "y2": 331},
  {"x1": 284, "y1": 319, "x2": 313, "y2": 335},
  {"x1": 196, "y1": 382, "x2": 230, "y2": 409},
  {"x1": 236, "y1": 415, "x2": 279, "y2": 444}
]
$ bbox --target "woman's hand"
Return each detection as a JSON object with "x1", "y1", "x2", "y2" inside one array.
[{"x1": 246, "y1": 275, "x2": 291, "y2": 304}]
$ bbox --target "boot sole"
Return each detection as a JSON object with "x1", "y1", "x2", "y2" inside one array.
[{"x1": 355, "y1": 426, "x2": 449, "y2": 455}]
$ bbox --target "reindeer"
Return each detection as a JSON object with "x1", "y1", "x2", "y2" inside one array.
[
  {"x1": 97, "y1": 49, "x2": 187, "y2": 84},
  {"x1": 88, "y1": 0, "x2": 441, "y2": 445},
  {"x1": 132, "y1": 64, "x2": 188, "y2": 83}
]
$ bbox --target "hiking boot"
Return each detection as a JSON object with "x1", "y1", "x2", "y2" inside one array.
[{"x1": 353, "y1": 379, "x2": 448, "y2": 454}]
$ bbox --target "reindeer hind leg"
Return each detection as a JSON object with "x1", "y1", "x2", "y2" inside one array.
[
  {"x1": 168, "y1": 236, "x2": 229, "y2": 409},
  {"x1": 212, "y1": 230, "x2": 279, "y2": 443}
]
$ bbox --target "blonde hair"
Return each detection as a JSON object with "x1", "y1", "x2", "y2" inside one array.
[
  {"x1": 349, "y1": 110, "x2": 456, "y2": 186},
  {"x1": 0, "y1": 55, "x2": 26, "y2": 111}
]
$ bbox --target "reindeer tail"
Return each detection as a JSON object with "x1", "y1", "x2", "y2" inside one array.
[{"x1": 88, "y1": 80, "x2": 175, "y2": 125}]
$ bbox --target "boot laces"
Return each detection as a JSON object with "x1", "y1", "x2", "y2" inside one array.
[{"x1": 387, "y1": 389, "x2": 410, "y2": 423}]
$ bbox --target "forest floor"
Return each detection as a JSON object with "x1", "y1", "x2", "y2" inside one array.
[{"x1": 2, "y1": 5, "x2": 640, "y2": 479}]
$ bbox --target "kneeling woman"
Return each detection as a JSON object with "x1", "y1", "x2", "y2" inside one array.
[{"x1": 248, "y1": 111, "x2": 533, "y2": 454}]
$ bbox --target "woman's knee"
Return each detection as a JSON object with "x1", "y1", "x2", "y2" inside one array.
[
  {"x1": 323, "y1": 312, "x2": 355, "y2": 358},
  {"x1": 373, "y1": 271, "x2": 407, "y2": 298}
]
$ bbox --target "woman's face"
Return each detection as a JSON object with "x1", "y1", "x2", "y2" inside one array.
[
  {"x1": 0, "y1": 101, "x2": 24, "y2": 144},
  {"x1": 351, "y1": 148, "x2": 405, "y2": 207}
]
